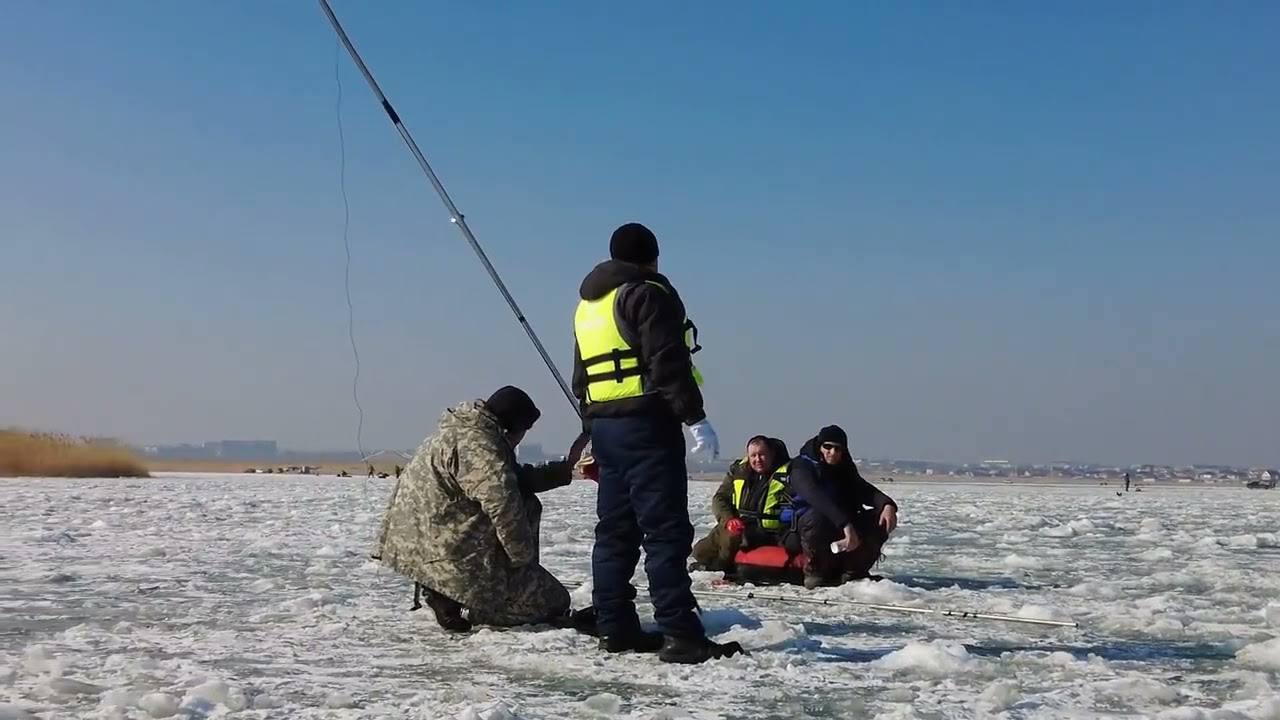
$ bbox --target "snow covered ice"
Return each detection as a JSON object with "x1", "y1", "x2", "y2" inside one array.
[{"x1": 2, "y1": 475, "x2": 1278, "y2": 718}]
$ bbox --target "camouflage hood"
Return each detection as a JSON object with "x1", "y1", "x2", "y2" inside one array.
[{"x1": 439, "y1": 399, "x2": 507, "y2": 443}]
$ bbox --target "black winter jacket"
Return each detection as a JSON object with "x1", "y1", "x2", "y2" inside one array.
[{"x1": 787, "y1": 436, "x2": 896, "y2": 529}]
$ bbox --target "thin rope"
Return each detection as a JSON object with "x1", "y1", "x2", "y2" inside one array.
[
  {"x1": 335, "y1": 39, "x2": 366, "y2": 466},
  {"x1": 318, "y1": 0, "x2": 579, "y2": 416}
]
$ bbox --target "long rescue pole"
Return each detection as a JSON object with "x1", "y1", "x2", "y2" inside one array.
[
  {"x1": 318, "y1": 0, "x2": 580, "y2": 417},
  {"x1": 692, "y1": 588, "x2": 1080, "y2": 628}
]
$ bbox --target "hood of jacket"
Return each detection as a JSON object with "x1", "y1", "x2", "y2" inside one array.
[
  {"x1": 579, "y1": 259, "x2": 674, "y2": 301},
  {"x1": 764, "y1": 437, "x2": 791, "y2": 474},
  {"x1": 439, "y1": 400, "x2": 507, "y2": 441},
  {"x1": 733, "y1": 436, "x2": 791, "y2": 478}
]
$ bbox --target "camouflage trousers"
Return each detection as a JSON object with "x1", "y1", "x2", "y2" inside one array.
[{"x1": 464, "y1": 493, "x2": 571, "y2": 627}]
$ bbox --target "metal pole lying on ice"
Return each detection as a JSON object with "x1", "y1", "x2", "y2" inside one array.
[
  {"x1": 318, "y1": 0, "x2": 581, "y2": 417},
  {"x1": 691, "y1": 588, "x2": 1080, "y2": 629}
]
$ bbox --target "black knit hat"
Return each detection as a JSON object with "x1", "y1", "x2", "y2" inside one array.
[
  {"x1": 609, "y1": 222, "x2": 660, "y2": 265},
  {"x1": 817, "y1": 425, "x2": 849, "y2": 448},
  {"x1": 485, "y1": 386, "x2": 541, "y2": 434}
]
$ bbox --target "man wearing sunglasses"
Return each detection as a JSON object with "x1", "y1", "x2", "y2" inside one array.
[{"x1": 786, "y1": 425, "x2": 898, "y2": 589}]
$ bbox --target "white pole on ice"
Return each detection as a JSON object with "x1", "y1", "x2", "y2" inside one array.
[{"x1": 690, "y1": 588, "x2": 1080, "y2": 629}]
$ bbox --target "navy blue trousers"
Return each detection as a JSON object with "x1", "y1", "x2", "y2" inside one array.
[{"x1": 590, "y1": 416, "x2": 704, "y2": 639}]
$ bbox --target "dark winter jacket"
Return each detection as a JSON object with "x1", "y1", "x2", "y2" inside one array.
[
  {"x1": 710, "y1": 437, "x2": 791, "y2": 523},
  {"x1": 787, "y1": 436, "x2": 896, "y2": 529},
  {"x1": 571, "y1": 260, "x2": 706, "y2": 427}
]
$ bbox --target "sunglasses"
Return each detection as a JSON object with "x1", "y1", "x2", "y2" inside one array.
[{"x1": 820, "y1": 443, "x2": 844, "y2": 451}]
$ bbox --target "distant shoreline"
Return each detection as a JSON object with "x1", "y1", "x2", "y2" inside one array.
[
  {"x1": 690, "y1": 471, "x2": 1260, "y2": 490},
  {"x1": 140, "y1": 456, "x2": 1273, "y2": 488},
  {"x1": 127, "y1": 460, "x2": 1262, "y2": 491},
  {"x1": 144, "y1": 457, "x2": 402, "y2": 477}
]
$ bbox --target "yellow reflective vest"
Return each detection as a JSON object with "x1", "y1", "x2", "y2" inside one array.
[
  {"x1": 573, "y1": 281, "x2": 702, "y2": 405},
  {"x1": 732, "y1": 461, "x2": 791, "y2": 531}
]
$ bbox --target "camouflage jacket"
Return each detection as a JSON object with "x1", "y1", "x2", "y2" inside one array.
[{"x1": 373, "y1": 400, "x2": 572, "y2": 609}]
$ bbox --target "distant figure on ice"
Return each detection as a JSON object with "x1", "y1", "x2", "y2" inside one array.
[
  {"x1": 690, "y1": 436, "x2": 791, "y2": 572},
  {"x1": 785, "y1": 426, "x2": 898, "y2": 589},
  {"x1": 572, "y1": 222, "x2": 742, "y2": 664},
  {"x1": 373, "y1": 386, "x2": 591, "y2": 633},
  {"x1": 367, "y1": 464, "x2": 375, "y2": 478},
  {"x1": 1124, "y1": 472, "x2": 1131, "y2": 492},
  {"x1": 394, "y1": 464, "x2": 403, "y2": 479}
]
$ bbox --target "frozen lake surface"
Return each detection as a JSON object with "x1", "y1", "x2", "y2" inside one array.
[{"x1": 2, "y1": 475, "x2": 1279, "y2": 719}]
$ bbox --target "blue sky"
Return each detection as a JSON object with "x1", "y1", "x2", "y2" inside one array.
[{"x1": 2, "y1": 2, "x2": 1276, "y2": 466}]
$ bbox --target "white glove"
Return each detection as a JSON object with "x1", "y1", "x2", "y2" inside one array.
[{"x1": 687, "y1": 419, "x2": 720, "y2": 458}]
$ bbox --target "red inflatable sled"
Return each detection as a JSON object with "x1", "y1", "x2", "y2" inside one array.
[
  {"x1": 727, "y1": 545, "x2": 809, "y2": 586},
  {"x1": 725, "y1": 545, "x2": 884, "y2": 586}
]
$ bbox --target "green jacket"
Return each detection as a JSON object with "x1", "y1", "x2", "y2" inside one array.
[{"x1": 709, "y1": 437, "x2": 792, "y2": 528}]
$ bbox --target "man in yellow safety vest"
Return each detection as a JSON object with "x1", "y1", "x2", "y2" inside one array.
[{"x1": 572, "y1": 222, "x2": 742, "y2": 664}]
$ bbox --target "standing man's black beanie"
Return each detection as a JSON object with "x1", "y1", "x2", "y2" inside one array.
[{"x1": 609, "y1": 223, "x2": 660, "y2": 265}]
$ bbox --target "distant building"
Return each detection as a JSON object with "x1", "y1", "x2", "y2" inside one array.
[
  {"x1": 517, "y1": 443, "x2": 546, "y2": 463},
  {"x1": 141, "y1": 443, "x2": 208, "y2": 459},
  {"x1": 140, "y1": 440, "x2": 277, "y2": 460},
  {"x1": 206, "y1": 440, "x2": 277, "y2": 459}
]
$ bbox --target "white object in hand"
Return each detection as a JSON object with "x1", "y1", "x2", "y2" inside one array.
[
  {"x1": 687, "y1": 419, "x2": 720, "y2": 458},
  {"x1": 830, "y1": 540, "x2": 851, "y2": 554}
]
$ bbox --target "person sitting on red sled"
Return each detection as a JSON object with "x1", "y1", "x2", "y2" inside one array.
[
  {"x1": 689, "y1": 427, "x2": 899, "y2": 589},
  {"x1": 689, "y1": 435, "x2": 791, "y2": 573}
]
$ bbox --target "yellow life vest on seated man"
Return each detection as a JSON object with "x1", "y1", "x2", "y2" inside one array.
[
  {"x1": 731, "y1": 461, "x2": 792, "y2": 532},
  {"x1": 573, "y1": 281, "x2": 702, "y2": 405}
]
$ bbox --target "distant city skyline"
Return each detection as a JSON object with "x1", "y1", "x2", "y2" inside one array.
[
  {"x1": 3, "y1": 3, "x2": 1277, "y2": 468},
  {"x1": 127, "y1": 436, "x2": 1278, "y2": 474}
]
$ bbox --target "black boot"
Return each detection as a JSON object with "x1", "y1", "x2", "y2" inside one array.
[
  {"x1": 658, "y1": 635, "x2": 747, "y2": 664},
  {"x1": 420, "y1": 585, "x2": 471, "y2": 633},
  {"x1": 803, "y1": 568, "x2": 836, "y2": 590},
  {"x1": 548, "y1": 607, "x2": 599, "y2": 637},
  {"x1": 598, "y1": 628, "x2": 664, "y2": 654},
  {"x1": 570, "y1": 607, "x2": 599, "y2": 636},
  {"x1": 802, "y1": 552, "x2": 839, "y2": 589}
]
